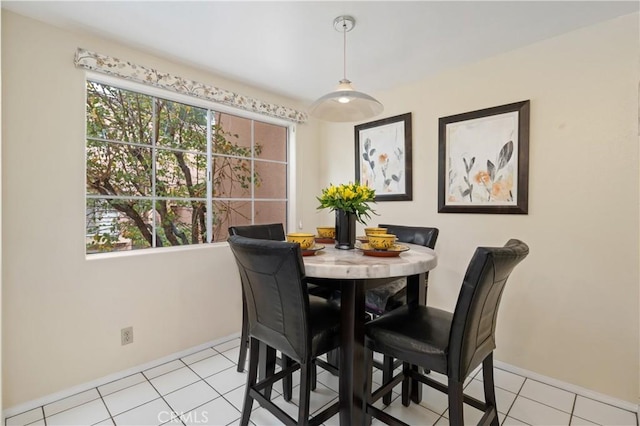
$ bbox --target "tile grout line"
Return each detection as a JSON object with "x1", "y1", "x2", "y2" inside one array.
[
  {"x1": 511, "y1": 392, "x2": 618, "y2": 426},
  {"x1": 162, "y1": 347, "x2": 243, "y2": 424},
  {"x1": 218, "y1": 391, "x2": 250, "y2": 419},
  {"x1": 101, "y1": 393, "x2": 170, "y2": 425},
  {"x1": 180, "y1": 345, "x2": 224, "y2": 367},
  {"x1": 181, "y1": 352, "x2": 233, "y2": 383},
  {"x1": 172, "y1": 389, "x2": 241, "y2": 426},
  {"x1": 523, "y1": 374, "x2": 622, "y2": 424},
  {"x1": 568, "y1": 393, "x2": 578, "y2": 425},
  {"x1": 38, "y1": 393, "x2": 107, "y2": 425},
  {"x1": 98, "y1": 374, "x2": 146, "y2": 398},
  {"x1": 95, "y1": 387, "x2": 116, "y2": 426},
  {"x1": 502, "y1": 375, "x2": 527, "y2": 423},
  {"x1": 99, "y1": 385, "x2": 169, "y2": 424},
  {"x1": 144, "y1": 359, "x2": 205, "y2": 402},
  {"x1": 507, "y1": 372, "x2": 635, "y2": 425},
  {"x1": 498, "y1": 382, "x2": 525, "y2": 423},
  {"x1": 574, "y1": 394, "x2": 638, "y2": 423},
  {"x1": 179, "y1": 357, "x2": 245, "y2": 420},
  {"x1": 378, "y1": 389, "x2": 443, "y2": 425},
  {"x1": 141, "y1": 370, "x2": 187, "y2": 426},
  {"x1": 218, "y1": 350, "x2": 243, "y2": 367},
  {"x1": 510, "y1": 390, "x2": 609, "y2": 425}
]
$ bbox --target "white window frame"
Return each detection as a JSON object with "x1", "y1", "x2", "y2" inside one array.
[{"x1": 85, "y1": 72, "x2": 296, "y2": 256}]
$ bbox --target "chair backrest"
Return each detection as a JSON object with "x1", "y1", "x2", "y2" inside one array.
[
  {"x1": 228, "y1": 223, "x2": 286, "y2": 241},
  {"x1": 448, "y1": 239, "x2": 529, "y2": 381},
  {"x1": 378, "y1": 224, "x2": 439, "y2": 249},
  {"x1": 227, "y1": 235, "x2": 310, "y2": 362}
]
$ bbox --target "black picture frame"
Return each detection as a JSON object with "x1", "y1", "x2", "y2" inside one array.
[
  {"x1": 355, "y1": 113, "x2": 413, "y2": 201},
  {"x1": 438, "y1": 100, "x2": 530, "y2": 214}
]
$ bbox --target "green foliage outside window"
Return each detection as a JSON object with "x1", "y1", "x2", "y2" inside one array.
[{"x1": 85, "y1": 81, "x2": 270, "y2": 253}]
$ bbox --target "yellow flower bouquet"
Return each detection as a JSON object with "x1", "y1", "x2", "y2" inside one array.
[{"x1": 317, "y1": 182, "x2": 376, "y2": 225}]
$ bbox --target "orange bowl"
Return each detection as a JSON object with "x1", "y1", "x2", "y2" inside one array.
[
  {"x1": 316, "y1": 227, "x2": 336, "y2": 239},
  {"x1": 364, "y1": 227, "x2": 387, "y2": 236},
  {"x1": 368, "y1": 233, "x2": 397, "y2": 250},
  {"x1": 286, "y1": 233, "x2": 316, "y2": 249}
]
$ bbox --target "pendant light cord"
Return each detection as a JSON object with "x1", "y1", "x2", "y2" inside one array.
[{"x1": 342, "y1": 20, "x2": 347, "y2": 81}]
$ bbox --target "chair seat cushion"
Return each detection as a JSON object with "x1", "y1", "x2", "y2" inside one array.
[
  {"x1": 308, "y1": 295, "x2": 341, "y2": 357},
  {"x1": 384, "y1": 286, "x2": 407, "y2": 312},
  {"x1": 365, "y1": 305, "x2": 453, "y2": 374},
  {"x1": 365, "y1": 278, "x2": 406, "y2": 315},
  {"x1": 308, "y1": 283, "x2": 334, "y2": 299}
]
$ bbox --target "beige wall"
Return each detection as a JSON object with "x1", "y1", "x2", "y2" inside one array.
[
  {"x1": 1, "y1": 11, "x2": 321, "y2": 408},
  {"x1": 319, "y1": 13, "x2": 639, "y2": 403}
]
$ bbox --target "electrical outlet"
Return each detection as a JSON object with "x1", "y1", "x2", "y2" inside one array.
[{"x1": 121, "y1": 326, "x2": 133, "y2": 345}]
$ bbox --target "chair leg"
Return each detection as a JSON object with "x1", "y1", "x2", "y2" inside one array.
[
  {"x1": 298, "y1": 361, "x2": 313, "y2": 424},
  {"x1": 237, "y1": 295, "x2": 249, "y2": 372},
  {"x1": 401, "y1": 362, "x2": 412, "y2": 407},
  {"x1": 311, "y1": 362, "x2": 317, "y2": 391},
  {"x1": 364, "y1": 348, "x2": 374, "y2": 425},
  {"x1": 483, "y1": 353, "x2": 499, "y2": 426},
  {"x1": 282, "y1": 355, "x2": 293, "y2": 401},
  {"x1": 240, "y1": 337, "x2": 259, "y2": 426},
  {"x1": 447, "y1": 378, "x2": 464, "y2": 425},
  {"x1": 382, "y1": 355, "x2": 394, "y2": 405},
  {"x1": 259, "y1": 343, "x2": 277, "y2": 399},
  {"x1": 326, "y1": 348, "x2": 340, "y2": 373},
  {"x1": 410, "y1": 364, "x2": 423, "y2": 403}
]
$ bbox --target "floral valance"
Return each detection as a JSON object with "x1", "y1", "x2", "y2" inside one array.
[{"x1": 74, "y1": 48, "x2": 308, "y2": 124}]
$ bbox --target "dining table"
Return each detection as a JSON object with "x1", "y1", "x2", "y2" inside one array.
[{"x1": 303, "y1": 242, "x2": 438, "y2": 426}]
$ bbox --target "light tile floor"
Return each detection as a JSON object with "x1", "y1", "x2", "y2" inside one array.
[{"x1": 5, "y1": 337, "x2": 638, "y2": 426}]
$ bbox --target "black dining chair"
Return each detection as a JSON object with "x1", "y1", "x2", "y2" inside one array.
[
  {"x1": 365, "y1": 239, "x2": 529, "y2": 426},
  {"x1": 229, "y1": 224, "x2": 287, "y2": 373},
  {"x1": 228, "y1": 235, "x2": 341, "y2": 426},
  {"x1": 369, "y1": 224, "x2": 439, "y2": 404},
  {"x1": 364, "y1": 239, "x2": 529, "y2": 426},
  {"x1": 229, "y1": 223, "x2": 332, "y2": 373}
]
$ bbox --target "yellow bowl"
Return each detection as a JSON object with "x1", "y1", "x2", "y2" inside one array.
[
  {"x1": 364, "y1": 227, "x2": 387, "y2": 236},
  {"x1": 316, "y1": 227, "x2": 336, "y2": 239},
  {"x1": 368, "y1": 233, "x2": 397, "y2": 250},
  {"x1": 286, "y1": 233, "x2": 316, "y2": 249}
]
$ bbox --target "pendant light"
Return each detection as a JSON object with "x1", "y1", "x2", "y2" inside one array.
[{"x1": 309, "y1": 15, "x2": 383, "y2": 122}]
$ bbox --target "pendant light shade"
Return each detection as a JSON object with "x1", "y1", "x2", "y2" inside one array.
[{"x1": 309, "y1": 16, "x2": 383, "y2": 122}]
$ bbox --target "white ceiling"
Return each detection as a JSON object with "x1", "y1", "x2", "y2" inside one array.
[{"x1": 4, "y1": 1, "x2": 638, "y2": 104}]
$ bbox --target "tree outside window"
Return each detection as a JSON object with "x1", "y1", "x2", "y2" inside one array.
[{"x1": 86, "y1": 81, "x2": 287, "y2": 254}]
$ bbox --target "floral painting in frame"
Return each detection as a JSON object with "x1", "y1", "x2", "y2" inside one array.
[
  {"x1": 355, "y1": 113, "x2": 412, "y2": 201},
  {"x1": 438, "y1": 100, "x2": 530, "y2": 214}
]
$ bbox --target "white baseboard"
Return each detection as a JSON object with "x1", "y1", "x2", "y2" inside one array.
[
  {"x1": 494, "y1": 360, "x2": 640, "y2": 414},
  {"x1": 3, "y1": 333, "x2": 241, "y2": 419}
]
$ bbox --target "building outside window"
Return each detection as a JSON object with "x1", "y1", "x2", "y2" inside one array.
[{"x1": 85, "y1": 80, "x2": 288, "y2": 254}]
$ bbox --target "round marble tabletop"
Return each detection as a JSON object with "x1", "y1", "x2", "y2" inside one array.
[{"x1": 302, "y1": 242, "x2": 437, "y2": 279}]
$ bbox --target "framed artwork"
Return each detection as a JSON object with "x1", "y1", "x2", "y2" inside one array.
[
  {"x1": 355, "y1": 113, "x2": 412, "y2": 201},
  {"x1": 438, "y1": 100, "x2": 530, "y2": 214}
]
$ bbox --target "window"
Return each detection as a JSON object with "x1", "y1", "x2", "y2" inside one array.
[{"x1": 86, "y1": 80, "x2": 289, "y2": 254}]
